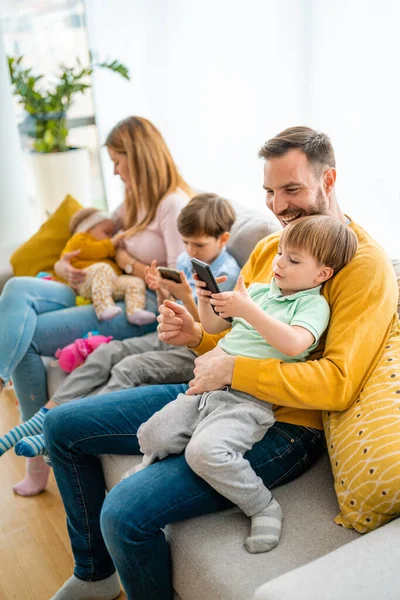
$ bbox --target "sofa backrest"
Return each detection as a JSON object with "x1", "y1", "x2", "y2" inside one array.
[{"x1": 226, "y1": 203, "x2": 280, "y2": 267}]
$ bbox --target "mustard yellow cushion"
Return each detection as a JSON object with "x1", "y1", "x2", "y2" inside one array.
[
  {"x1": 392, "y1": 259, "x2": 400, "y2": 315},
  {"x1": 323, "y1": 317, "x2": 400, "y2": 533},
  {"x1": 10, "y1": 195, "x2": 83, "y2": 277}
]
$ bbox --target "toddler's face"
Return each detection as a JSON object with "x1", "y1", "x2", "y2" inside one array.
[
  {"x1": 272, "y1": 244, "x2": 332, "y2": 295},
  {"x1": 89, "y1": 219, "x2": 115, "y2": 240},
  {"x1": 181, "y1": 233, "x2": 227, "y2": 265}
]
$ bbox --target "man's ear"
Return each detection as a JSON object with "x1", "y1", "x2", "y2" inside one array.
[
  {"x1": 219, "y1": 232, "x2": 230, "y2": 247},
  {"x1": 316, "y1": 265, "x2": 334, "y2": 283},
  {"x1": 323, "y1": 167, "x2": 336, "y2": 197}
]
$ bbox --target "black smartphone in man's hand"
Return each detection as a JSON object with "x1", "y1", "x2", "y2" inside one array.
[{"x1": 191, "y1": 258, "x2": 233, "y2": 322}]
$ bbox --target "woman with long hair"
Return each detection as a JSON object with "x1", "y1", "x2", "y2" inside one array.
[{"x1": 0, "y1": 116, "x2": 192, "y2": 495}]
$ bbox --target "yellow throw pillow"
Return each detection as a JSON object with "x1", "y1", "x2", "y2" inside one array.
[
  {"x1": 392, "y1": 259, "x2": 400, "y2": 315},
  {"x1": 10, "y1": 195, "x2": 83, "y2": 277},
  {"x1": 323, "y1": 317, "x2": 400, "y2": 533}
]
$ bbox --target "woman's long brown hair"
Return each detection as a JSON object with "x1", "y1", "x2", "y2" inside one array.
[{"x1": 105, "y1": 116, "x2": 192, "y2": 236}]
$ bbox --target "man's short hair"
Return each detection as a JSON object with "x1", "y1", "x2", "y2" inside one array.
[
  {"x1": 280, "y1": 215, "x2": 358, "y2": 275},
  {"x1": 258, "y1": 126, "x2": 336, "y2": 175},
  {"x1": 178, "y1": 193, "x2": 236, "y2": 238}
]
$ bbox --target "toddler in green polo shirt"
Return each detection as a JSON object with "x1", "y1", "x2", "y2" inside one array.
[{"x1": 133, "y1": 215, "x2": 358, "y2": 554}]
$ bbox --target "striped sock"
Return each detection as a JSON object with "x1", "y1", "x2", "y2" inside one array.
[
  {"x1": 0, "y1": 408, "x2": 49, "y2": 456},
  {"x1": 15, "y1": 434, "x2": 46, "y2": 457},
  {"x1": 245, "y1": 497, "x2": 282, "y2": 554}
]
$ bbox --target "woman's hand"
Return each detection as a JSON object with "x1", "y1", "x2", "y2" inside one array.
[
  {"x1": 54, "y1": 250, "x2": 86, "y2": 290},
  {"x1": 194, "y1": 274, "x2": 228, "y2": 304},
  {"x1": 210, "y1": 275, "x2": 252, "y2": 320},
  {"x1": 115, "y1": 247, "x2": 134, "y2": 271},
  {"x1": 157, "y1": 300, "x2": 202, "y2": 347}
]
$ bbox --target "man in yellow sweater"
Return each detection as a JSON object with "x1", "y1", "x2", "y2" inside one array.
[
  {"x1": 44, "y1": 126, "x2": 398, "y2": 600},
  {"x1": 158, "y1": 126, "x2": 398, "y2": 431}
]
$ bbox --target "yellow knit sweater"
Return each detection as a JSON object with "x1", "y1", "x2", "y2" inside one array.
[
  {"x1": 194, "y1": 221, "x2": 398, "y2": 429},
  {"x1": 61, "y1": 233, "x2": 122, "y2": 275}
]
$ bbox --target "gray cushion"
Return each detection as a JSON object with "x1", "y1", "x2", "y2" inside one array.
[
  {"x1": 253, "y1": 516, "x2": 400, "y2": 600},
  {"x1": 101, "y1": 452, "x2": 359, "y2": 600},
  {"x1": 227, "y1": 205, "x2": 280, "y2": 267}
]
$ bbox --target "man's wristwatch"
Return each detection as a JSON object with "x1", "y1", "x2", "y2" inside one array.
[{"x1": 125, "y1": 261, "x2": 135, "y2": 275}]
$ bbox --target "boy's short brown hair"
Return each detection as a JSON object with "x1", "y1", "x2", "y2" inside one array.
[
  {"x1": 177, "y1": 193, "x2": 236, "y2": 238},
  {"x1": 280, "y1": 215, "x2": 358, "y2": 274}
]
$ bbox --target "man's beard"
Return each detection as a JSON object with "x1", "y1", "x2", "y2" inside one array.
[
  {"x1": 279, "y1": 186, "x2": 329, "y2": 224},
  {"x1": 306, "y1": 186, "x2": 329, "y2": 217}
]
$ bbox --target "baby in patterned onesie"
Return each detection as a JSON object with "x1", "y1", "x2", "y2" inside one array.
[{"x1": 62, "y1": 208, "x2": 156, "y2": 325}]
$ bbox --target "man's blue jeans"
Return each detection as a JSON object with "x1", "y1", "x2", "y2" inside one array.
[
  {"x1": 0, "y1": 277, "x2": 157, "y2": 420},
  {"x1": 44, "y1": 384, "x2": 325, "y2": 600}
]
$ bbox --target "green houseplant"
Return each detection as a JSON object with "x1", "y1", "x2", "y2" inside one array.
[
  {"x1": 8, "y1": 55, "x2": 129, "y2": 152},
  {"x1": 7, "y1": 55, "x2": 130, "y2": 216}
]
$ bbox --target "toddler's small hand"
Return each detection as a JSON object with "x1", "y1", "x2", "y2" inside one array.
[{"x1": 210, "y1": 275, "x2": 251, "y2": 319}]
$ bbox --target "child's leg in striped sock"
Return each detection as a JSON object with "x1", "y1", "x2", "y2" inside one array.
[
  {"x1": 15, "y1": 434, "x2": 46, "y2": 457},
  {"x1": 245, "y1": 497, "x2": 282, "y2": 554},
  {"x1": 0, "y1": 407, "x2": 48, "y2": 456}
]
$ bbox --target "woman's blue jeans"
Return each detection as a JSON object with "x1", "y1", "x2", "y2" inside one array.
[
  {"x1": 0, "y1": 277, "x2": 157, "y2": 420},
  {"x1": 44, "y1": 384, "x2": 326, "y2": 600}
]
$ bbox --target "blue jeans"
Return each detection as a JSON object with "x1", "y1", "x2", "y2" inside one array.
[
  {"x1": 44, "y1": 384, "x2": 325, "y2": 600},
  {"x1": 0, "y1": 277, "x2": 157, "y2": 420}
]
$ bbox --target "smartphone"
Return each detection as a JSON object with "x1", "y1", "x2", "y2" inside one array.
[
  {"x1": 191, "y1": 258, "x2": 233, "y2": 322},
  {"x1": 157, "y1": 266, "x2": 182, "y2": 283}
]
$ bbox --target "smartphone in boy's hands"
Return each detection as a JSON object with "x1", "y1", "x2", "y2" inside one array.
[
  {"x1": 157, "y1": 267, "x2": 182, "y2": 283},
  {"x1": 191, "y1": 258, "x2": 233, "y2": 322}
]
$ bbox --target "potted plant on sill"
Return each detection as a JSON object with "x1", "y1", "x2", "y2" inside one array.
[{"x1": 8, "y1": 55, "x2": 129, "y2": 216}]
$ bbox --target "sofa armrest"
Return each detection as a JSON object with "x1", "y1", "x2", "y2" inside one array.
[{"x1": 253, "y1": 517, "x2": 400, "y2": 600}]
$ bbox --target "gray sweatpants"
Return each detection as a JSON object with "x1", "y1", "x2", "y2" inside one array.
[
  {"x1": 137, "y1": 387, "x2": 275, "y2": 517},
  {"x1": 52, "y1": 332, "x2": 196, "y2": 404}
]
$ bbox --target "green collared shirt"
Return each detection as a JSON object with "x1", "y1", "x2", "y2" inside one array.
[{"x1": 218, "y1": 278, "x2": 330, "y2": 362}]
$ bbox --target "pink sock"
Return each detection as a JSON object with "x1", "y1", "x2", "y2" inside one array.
[
  {"x1": 13, "y1": 456, "x2": 50, "y2": 496},
  {"x1": 127, "y1": 310, "x2": 157, "y2": 326},
  {"x1": 98, "y1": 306, "x2": 122, "y2": 321}
]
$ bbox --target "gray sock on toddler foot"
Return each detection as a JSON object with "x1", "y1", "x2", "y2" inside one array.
[
  {"x1": 50, "y1": 572, "x2": 120, "y2": 600},
  {"x1": 245, "y1": 497, "x2": 282, "y2": 554}
]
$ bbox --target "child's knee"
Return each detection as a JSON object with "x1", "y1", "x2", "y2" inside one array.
[
  {"x1": 137, "y1": 418, "x2": 159, "y2": 454},
  {"x1": 185, "y1": 436, "x2": 213, "y2": 476}
]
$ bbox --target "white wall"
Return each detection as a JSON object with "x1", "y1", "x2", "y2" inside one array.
[
  {"x1": 86, "y1": 0, "x2": 307, "y2": 219},
  {"x1": 309, "y1": 0, "x2": 399, "y2": 256},
  {"x1": 86, "y1": 0, "x2": 399, "y2": 256},
  {"x1": 0, "y1": 21, "x2": 32, "y2": 253}
]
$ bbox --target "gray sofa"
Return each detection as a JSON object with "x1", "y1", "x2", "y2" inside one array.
[{"x1": 2, "y1": 206, "x2": 400, "y2": 600}]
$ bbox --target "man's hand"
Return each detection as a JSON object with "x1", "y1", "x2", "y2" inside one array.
[
  {"x1": 186, "y1": 346, "x2": 236, "y2": 395},
  {"x1": 54, "y1": 250, "x2": 86, "y2": 290},
  {"x1": 157, "y1": 300, "x2": 202, "y2": 347},
  {"x1": 210, "y1": 275, "x2": 252, "y2": 319}
]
